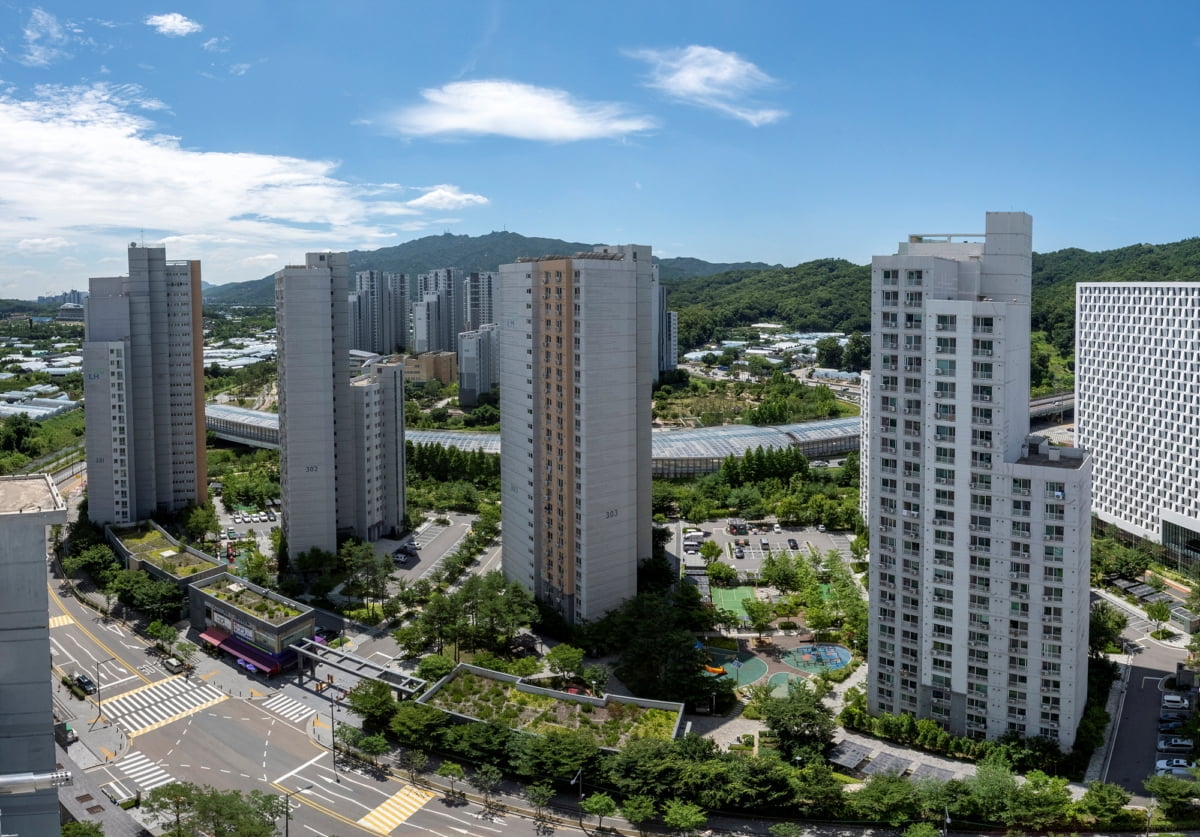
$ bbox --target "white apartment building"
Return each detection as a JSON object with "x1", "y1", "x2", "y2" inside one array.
[
  {"x1": 459, "y1": 323, "x2": 499, "y2": 408},
  {"x1": 864, "y1": 213, "x2": 1091, "y2": 748},
  {"x1": 1077, "y1": 283, "x2": 1200, "y2": 573},
  {"x1": 463, "y1": 271, "x2": 496, "y2": 332},
  {"x1": 350, "y1": 270, "x2": 407, "y2": 355},
  {"x1": 498, "y1": 245, "x2": 654, "y2": 624},
  {"x1": 415, "y1": 268, "x2": 466, "y2": 353},
  {"x1": 349, "y1": 357, "x2": 407, "y2": 542},
  {"x1": 275, "y1": 253, "x2": 355, "y2": 557},
  {"x1": 83, "y1": 244, "x2": 206, "y2": 525}
]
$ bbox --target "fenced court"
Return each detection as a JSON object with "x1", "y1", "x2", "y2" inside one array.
[
  {"x1": 781, "y1": 643, "x2": 852, "y2": 674},
  {"x1": 709, "y1": 585, "x2": 761, "y2": 622}
]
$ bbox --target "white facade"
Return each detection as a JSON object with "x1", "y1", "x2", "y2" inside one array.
[
  {"x1": 498, "y1": 245, "x2": 654, "y2": 624},
  {"x1": 415, "y1": 268, "x2": 466, "y2": 353},
  {"x1": 276, "y1": 253, "x2": 355, "y2": 557},
  {"x1": 350, "y1": 270, "x2": 407, "y2": 355},
  {"x1": 84, "y1": 245, "x2": 206, "y2": 525},
  {"x1": 458, "y1": 323, "x2": 499, "y2": 408},
  {"x1": 864, "y1": 213, "x2": 1091, "y2": 748},
  {"x1": 0, "y1": 475, "x2": 67, "y2": 836},
  {"x1": 349, "y1": 357, "x2": 407, "y2": 542},
  {"x1": 1077, "y1": 283, "x2": 1200, "y2": 571},
  {"x1": 463, "y1": 271, "x2": 496, "y2": 332}
]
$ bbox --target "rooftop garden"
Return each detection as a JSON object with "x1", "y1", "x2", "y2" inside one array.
[
  {"x1": 425, "y1": 668, "x2": 679, "y2": 749},
  {"x1": 206, "y1": 579, "x2": 304, "y2": 625},
  {"x1": 113, "y1": 524, "x2": 217, "y2": 578}
]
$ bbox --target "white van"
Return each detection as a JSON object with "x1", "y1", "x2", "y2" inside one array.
[{"x1": 1163, "y1": 694, "x2": 1191, "y2": 711}]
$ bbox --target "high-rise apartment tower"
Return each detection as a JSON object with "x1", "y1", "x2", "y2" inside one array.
[
  {"x1": 863, "y1": 213, "x2": 1091, "y2": 748},
  {"x1": 83, "y1": 245, "x2": 206, "y2": 525},
  {"x1": 498, "y1": 245, "x2": 654, "y2": 624}
]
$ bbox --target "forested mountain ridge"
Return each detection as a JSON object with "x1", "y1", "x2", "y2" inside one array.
[
  {"x1": 669, "y1": 259, "x2": 872, "y2": 349},
  {"x1": 202, "y1": 231, "x2": 779, "y2": 305},
  {"x1": 1031, "y1": 238, "x2": 1200, "y2": 355}
]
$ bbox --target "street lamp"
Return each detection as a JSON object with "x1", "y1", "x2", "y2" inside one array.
[
  {"x1": 94, "y1": 656, "x2": 115, "y2": 727},
  {"x1": 280, "y1": 784, "x2": 312, "y2": 837},
  {"x1": 328, "y1": 698, "x2": 340, "y2": 783},
  {"x1": 570, "y1": 766, "x2": 583, "y2": 801}
]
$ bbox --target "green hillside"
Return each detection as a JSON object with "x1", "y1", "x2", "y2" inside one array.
[{"x1": 203, "y1": 231, "x2": 778, "y2": 306}]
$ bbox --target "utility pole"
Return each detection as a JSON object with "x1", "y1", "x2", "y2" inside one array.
[
  {"x1": 329, "y1": 698, "x2": 340, "y2": 783},
  {"x1": 93, "y1": 656, "x2": 115, "y2": 727},
  {"x1": 280, "y1": 784, "x2": 312, "y2": 837}
]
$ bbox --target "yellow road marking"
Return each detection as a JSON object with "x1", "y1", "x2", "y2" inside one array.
[
  {"x1": 100, "y1": 746, "x2": 115, "y2": 761},
  {"x1": 312, "y1": 717, "x2": 329, "y2": 729},
  {"x1": 270, "y1": 782, "x2": 379, "y2": 835},
  {"x1": 49, "y1": 614, "x2": 73, "y2": 628},
  {"x1": 45, "y1": 583, "x2": 152, "y2": 685},
  {"x1": 357, "y1": 785, "x2": 437, "y2": 834},
  {"x1": 198, "y1": 669, "x2": 218, "y2": 680}
]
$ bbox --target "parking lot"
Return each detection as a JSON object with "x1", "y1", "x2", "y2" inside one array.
[{"x1": 677, "y1": 519, "x2": 857, "y2": 580}]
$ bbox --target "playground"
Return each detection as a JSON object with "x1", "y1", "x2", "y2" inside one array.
[
  {"x1": 704, "y1": 646, "x2": 769, "y2": 686},
  {"x1": 782, "y1": 643, "x2": 852, "y2": 674}
]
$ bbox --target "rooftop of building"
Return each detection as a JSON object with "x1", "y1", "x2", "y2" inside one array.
[
  {"x1": 1016, "y1": 435, "x2": 1090, "y2": 470},
  {"x1": 0, "y1": 473, "x2": 65, "y2": 515},
  {"x1": 192, "y1": 573, "x2": 312, "y2": 625}
]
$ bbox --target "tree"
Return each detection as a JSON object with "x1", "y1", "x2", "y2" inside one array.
[
  {"x1": 620, "y1": 795, "x2": 657, "y2": 836},
  {"x1": 344, "y1": 679, "x2": 397, "y2": 732},
  {"x1": 511, "y1": 729, "x2": 599, "y2": 783},
  {"x1": 416, "y1": 653, "x2": 456, "y2": 683},
  {"x1": 1088, "y1": 601, "x2": 1128, "y2": 656},
  {"x1": 142, "y1": 782, "x2": 201, "y2": 837},
  {"x1": 699, "y1": 540, "x2": 722, "y2": 563},
  {"x1": 61, "y1": 823, "x2": 105, "y2": 837},
  {"x1": 742, "y1": 597, "x2": 775, "y2": 636},
  {"x1": 706, "y1": 561, "x2": 737, "y2": 587},
  {"x1": 901, "y1": 824, "x2": 941, "y2": 837},
  {"x1": 142, "y1": 781, "x2": 281, "y2": 837},
  {"x1": 545, "y1": 643, "x2": 585, "y2": 680},
  {"x1": 398, "y1": 748, "x2": 429, "y2": 784},
  {"x1": 173, "y1": 640, "x2": 198, "y2": 668},
  {"x1": 852, "y1": 772, "x2": 918, "y2": 826},
  {"x1": 146, "y1": 620, "x2": 179, "y2": 653},
  {"x1": 661, "y1": 798, "x2": 707, "y2": 836},
  {"x1": 359, "y1": 733, "x2": 391, "y2": 764},
  {"x1": 580, "y1": 663, "x2": 610, "y2": 695},
  {"x1": 526, "y1": 781, "x2": 555, "y2": 820},
  {"x1": 582, "y1": 791, "x2": 618, "y2": 830},
  {"x1": 389, "y1": 701, "x2": 448, "y2": 746},
  {"x1": 760, "y1": 679, "x2": 836, "y2": 760},
  {"x1": 469, "y1": 763, "x2": 503, "y2": 808},
  {"x1": 340, "y1": 540, "x2": 393, "y2": 618},
  {"x1": 183, "y1": 502, "x2": 220, "y2": 543},
  {"x1": 813, "y1": 337, "x2": 843, "y2": 369},
  {"x1": 437, "y1": 761, "x2": 465, "y2": 797},
  {"x1": 842, "y1": 331, "x2": 871, "y2": 372},
  {"x1": 1146, "y1": 600, "x2": 1172, "y2": 634},
  {"x1": 1073, "y1": 780, "x2": 1131, "y2": 824},
  {"x1": 1144, "y1": 773, "x2": 1197, "y2": 817}
]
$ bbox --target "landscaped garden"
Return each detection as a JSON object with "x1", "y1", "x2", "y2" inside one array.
[
  {"x1": 208, "y1": 579, "x2": 303, "y2": 624},
  {"x1": 425, "y1": 667, "x2": 681, "y2": 748}
]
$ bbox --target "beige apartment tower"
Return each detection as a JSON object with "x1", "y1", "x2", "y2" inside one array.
[{"x1": 498, "y1": 245, "x2": 654, "y2": 624}]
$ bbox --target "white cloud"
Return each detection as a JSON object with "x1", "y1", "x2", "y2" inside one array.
[
  {"x1": 629, "y1": 45, "x2": 786, "y2": 126},
  {"x1": 18, "y1": 236, "x2": 71, "y2": 253},
  {"x1": 0, "y1": 83, "x2": 488, "y2": 292},
  {"x1": 20, "y1": 9, "x2": 71, "y2": 67},
  {"x1": 229, "y1": 63, "x2": 251, "y2": 76},
  {"x1": 144, "y1": 13, "x2": 203, "y2": 37},
  {"x1": 202, "y1": 36, "x2": 229, "y2": 53},
  {"x1": 389, "y1": 79, "x2": 655, "y2": 141},
  {"x1": 405, "y1": 185, "x2": 488, "y2": 211}
]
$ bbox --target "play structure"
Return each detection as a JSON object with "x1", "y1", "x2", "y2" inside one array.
[
  {"x1": 782, "y1": 643, "x2": 852, "y2": 674},
  {"x1": 704, "y1": 664, "x2": 726, "y2": 675}
]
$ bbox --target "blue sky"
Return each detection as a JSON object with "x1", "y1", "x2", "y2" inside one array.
[{"x1": 1, "y1": 2, "x2": 1198, "y2": 297}]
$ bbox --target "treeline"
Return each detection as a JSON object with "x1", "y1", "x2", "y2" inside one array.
[
  {"x1": 668, "y1": 259, "x2": 872, "y2": 349},
  {"x1": 653, "y1": 448, "x2": 861, "y2": 529},
  {"x1": 0, "y1": 409, "x2": 84, "y2": 475}
]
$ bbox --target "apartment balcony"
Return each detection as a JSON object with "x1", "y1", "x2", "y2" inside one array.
[
  {"x1": 974, "y1": 326, "x2": 994, "y2": 334},
  {"x1": 933, "y1": 390, "x2": 955, "y2": 399},
  {"x1": 972, "y1": 439, "x2": 992, "y2": 449},
  {"x1": 969, "y1": 583, "x2": 991, "y2": 593},
  {"x1": 973, "y1": 417, "x2": 993, "y2": 425},
  {"x1": 935, "y1": 434, "x2": 955, "y2": 443},
  {"x1": 936, "y1": 346, "x2": 955, "y2": 353},
  {"x1": 973, "y1": 348, "x2": 993, "y2": 356}
]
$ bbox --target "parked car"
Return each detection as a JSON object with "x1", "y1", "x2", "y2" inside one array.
[
  {"x1": 1161, "y1": 711, "x2": 1190, "y2": 722},
  {"x1": 1159, "y1": 721, "x2": 1187, "y2": 733},
  {"x1": 760, "y1": 538, "x2": 770, "y2": 548},
  {"x1": 1157, "y1": 758, "x2": 1196, "y2": 770},
  {"x1": 1158, "y1": 767, "x2": 1195, "y2": 778},
  {"x1": 266, "y1": 510, "x2": 276, "y2": 521},
  {"x1": 162, "y1": 657, "x2": 188, "y2": 674},
  {"x1": 773, "y1": 523, "x2": 782, "y2": 534},
  {"x1": 1163, "y1": 694, "x2": 1191, "y2": 710},
  {"x1": 74, "y1": 672, "x2": 97, "y2": 695},
  {"x1": 1158, "y1": 736, "x2": 1194, "y2": 753},
  {"x1": 787, "y1": 538, "x2": 799, "y2": 550},
  {"x1": 734, "y1": 546, "x2": 745, "y2": 559},
  {"x1": 817, "y1": 524, "x2": 827, "y2": 533}
]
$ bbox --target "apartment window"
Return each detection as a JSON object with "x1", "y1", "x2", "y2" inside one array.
[{"x1": 936, "y1": 314, "x2": 957, "y2": 331}]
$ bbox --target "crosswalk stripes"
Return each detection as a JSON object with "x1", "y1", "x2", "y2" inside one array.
[
  {"x1": 48, "y1": 614, "x2": 72, "y2": 628},
  {"x1": 115, "y1": 750, "x2": 176, "y2": 792},
  {"x1": 101, "y1": 677, "x2": 226, "y2": 737},
  {"x1": 357, "y1": 785, "x2": 437, "y2": 834},
  {"x1": 261, "y1": 693, "x2": 316, "y2": 724}
]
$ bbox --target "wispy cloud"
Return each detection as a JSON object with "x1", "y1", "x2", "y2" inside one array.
[
  {"x1": 0, "y1": 83, "x2": 487, "y2": 287},
  {"x1": 388, "y1": 79, "x2": 655, "y2": 141},
  {"x1": 144, "y1": 13, "x2": 202, "y2": 37},
  {"x1": 202, "y1": 36, "x2": 229, "y2": 52},
  {"x1": 20, "y1": 9, "x2": 71, "y2": 67},
  {"x1": 628, "y1": 45, "x2": 786, "y2": 126},
  {"x1": 405, "y1": 185, "x2": 488, "y2": 211},
  {"x1": 229, "y1": 63, "x2": 252, "y2": 76}
]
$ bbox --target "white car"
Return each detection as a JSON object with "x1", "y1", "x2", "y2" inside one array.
[
  {"x1": 773, "y1": 523, "x2": 782, "y2": 534},
  {"x1": 1157, "y1": 758, "x2": 1195, "y2": 770},
  {"x1": 1163, "y1": 694, "x2": 1191, "y2": 711}
]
